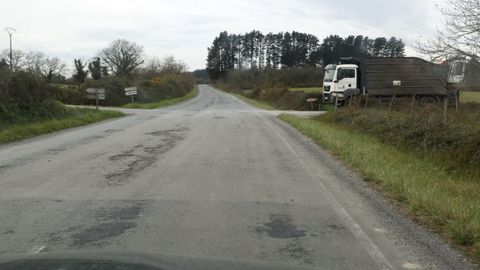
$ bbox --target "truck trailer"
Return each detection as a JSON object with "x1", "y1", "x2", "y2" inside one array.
[{"x1": 323, "y1": 57, "x2": 449, "y2": 103}]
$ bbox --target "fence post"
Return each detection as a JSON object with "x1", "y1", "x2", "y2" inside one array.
[
  {"x1": 349, "y1": 94, "x2": 353, "y2": 107},
  {"x1": 364, "y1": 94, "x2": 369, "y2": 109},
  {"x1": 334, "y1": 95, "x2": 339, "y2": 111},
  {"x1": 455, "y1": 90, "x2": 459, "y2": 112},
  {"x1": 388, "y1": 95, "x2": 396, "y2": 112},
  {"x1": 443, "y1": 97, "x2": 448, "y2": 124},
  {"x1": 410, "y1": 94, "x2": 416, "y2": 118}
]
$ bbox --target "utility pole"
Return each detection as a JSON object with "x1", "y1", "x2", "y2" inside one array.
[{"x1": 4, "y1": 27, "x2": 17, "y2": 70}]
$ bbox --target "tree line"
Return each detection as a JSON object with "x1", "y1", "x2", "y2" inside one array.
[
  {"x1": 0, "y1": 39, "x2": 189, "y2": 84},
  {"x1": 206, "y1": 30, "x2": 405, "y2": 80}
]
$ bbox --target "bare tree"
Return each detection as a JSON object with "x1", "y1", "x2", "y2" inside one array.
[
  {"x1": 24, "y1": 52, "x2": 66, "y2": 81},
  {"x1": 42, "y1": 57, "x2": 66, "y2": 81},
  {"x1": 416, "y1": 0, "x2": 480, "y2": 61},
  {"x1": 0, "y1": 49, "x2": 25, "y2": 71},
  {"x1": 160, "y1": 56, "x2": 188, "y2": 74},
  {"x1": 25, "y1": 51, "x2": 46, "y2": 74},
  {"x1": 144, "y1": 56, "x2": 163, "y2": 75},
  {"x1": 100, "y1": 39, "x2": 145, "y2": 76}
]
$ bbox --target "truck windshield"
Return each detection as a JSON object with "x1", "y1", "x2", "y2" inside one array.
[{"x1": 324, "y1": 69, "x2": 336, "y2": 82}]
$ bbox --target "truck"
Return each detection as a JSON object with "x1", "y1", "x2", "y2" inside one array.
[
  {"x1": 447, "y1": 58, "x2": 480, "y2": 92},
  {"x1": 323, "y1": 57, "x2": 449, "y2": 104}
]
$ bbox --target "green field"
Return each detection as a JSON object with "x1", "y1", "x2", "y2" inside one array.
[
  {"x1": 123, "y1": 87, "x2": 199, "y2": 109},
  {"x1": 461, "y1": 91, "x2": 480, "y2": 103},
  {"x1": 279, "y1": 114, "x2": 480, "y2": 259},
  {"x1": 289, "y1": 87, "x2": 323, "y2": 93},
  {"x1": 0, "y1": 109, "x2": 124, "y2": 144}
]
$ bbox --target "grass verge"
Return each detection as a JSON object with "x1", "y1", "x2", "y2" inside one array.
[
  {"x1": 122, "y1": 87, "x2": 198, "y2": 109},
  {"x1": 461, "y1": 91, "x2": 480, "y2": 103},
  {"x1": 232, "y1": 93, "x2": 275, "y2": 110},
  {"x1": 289, "y1": 87, "x2": 323, "y2": 93},
  {"x1": 0, "y1": 109, "x2": 124, "y2": 145},
  {"x1": 279, "y1": 114, "x2": 480, "y2": 259}
]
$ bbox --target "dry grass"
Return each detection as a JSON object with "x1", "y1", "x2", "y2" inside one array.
[{"x1": 279, "y1": 113, "x2": 480, "y2": 259}]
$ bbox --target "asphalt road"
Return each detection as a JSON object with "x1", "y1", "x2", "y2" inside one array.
[{"x1": 0, "y1": 85, "x2": 473, "y2": 269}]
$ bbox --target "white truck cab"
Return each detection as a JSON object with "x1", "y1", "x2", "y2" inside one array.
[
  {"x1": 323, "y1": 63, "x2": 359, "y2": 102},
  {"x1": 448, "y1": 60, "x2": 467, "y2": 84}
]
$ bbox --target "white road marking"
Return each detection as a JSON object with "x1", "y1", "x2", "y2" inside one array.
[
  {"x1": 28, "y1": 245, "x2": 46, "y2": 254},
  {"x1": 260, "y1": 114, "x2": 393, "y2": 270},
  {"x1": 374, "y1": 228, "x2": 387, "y2": 233},
  {"x1": 402, "y1": 262, "x2": 422, "y2": 269}
]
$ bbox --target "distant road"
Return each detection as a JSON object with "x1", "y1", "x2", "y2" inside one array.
[{"x1": 0, "y1": 85, "x2": 472, "y2": 269}]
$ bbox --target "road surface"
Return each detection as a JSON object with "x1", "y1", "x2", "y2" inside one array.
[{"x1": 0, "y1": 85, "x2": 473, "y2": 269}]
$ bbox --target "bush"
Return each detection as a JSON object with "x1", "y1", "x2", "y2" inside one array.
[
  {"x1": 49, "y1": 84, "x2": 85, "y2": 105},
  {"x1": 325, "y1": 106, "x2": 480, "y2": 178},
  {"x1": 71, "y1": 73, "x2": 194, "y2": 107},
  {"x1": 0, "y1": 70, "x2": 67, "y2": 123},
  {"x1": 217, "y1": 67, "x2": 324, "y2": 110},
  {"x1": 136, "y1": 73, "x2": 193, "y2": 104}
]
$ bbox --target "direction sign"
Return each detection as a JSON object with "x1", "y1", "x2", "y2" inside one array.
[
  {"x1": 86, "y1": 88, "x2": 105, "y2": 94},
  {"x1": 87, "y1": 93, "x2": 106, "y2": 100},
  {"x1": 125, "y1": 90, "x2": 137, "y2": 96},
  {"x1": 125, "y1": 86, "x2": 138, "y2": 92}
]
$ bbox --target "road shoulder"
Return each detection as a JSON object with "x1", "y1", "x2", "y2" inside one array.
[{"x1": 274, "y1": 114, "x2": 476, "y2": 269}]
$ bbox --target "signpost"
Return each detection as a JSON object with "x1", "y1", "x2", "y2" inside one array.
[
  {"x1": 125, "y1": 86, "x2": 138, "y2": 103},
  {"x1": 86, "y1": 88, "x2": 106, "y2": 110},
  {"x1": 306, "y1": 97, "x2": 319, "y2": 111}
]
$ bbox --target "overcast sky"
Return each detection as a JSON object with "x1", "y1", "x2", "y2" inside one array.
[{"x1": 0, "y1": 0, "x2": 445, "y2": 72}]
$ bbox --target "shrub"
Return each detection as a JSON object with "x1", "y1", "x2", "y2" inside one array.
[
  {"x1": 72, "y1": 73, "x2": 194, "y2": 106},
  {"x1": 325, "y1": 106, "x2": 480, "y2": 178},
  {"x1": 0, "y1": 70, "x2": 67, "y2": 123}
]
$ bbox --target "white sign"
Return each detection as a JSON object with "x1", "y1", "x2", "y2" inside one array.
[
  {"x1": 87, "y1": 93, "x2": 106, "y2": 100},
  {"x1": 125, "y1": 90, "x2": 138, "y2": 96},
  {"x1": 125, "y1": 86, "x2": 138, "y2": 92},
  {"x1": 306, "y1": 98, "x2": 318, "y2": 102},
  {"x1": 393, "y1": 80, "x2": 402, "y2": 86},
  {"x1": 86, "y1": 88, "x2": 105, "y2": 94}
]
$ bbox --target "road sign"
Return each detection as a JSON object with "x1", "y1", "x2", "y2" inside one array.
[
  {"x1": 86, "y1": 93, "x2": 105, "y2": 100},
  {"x1": 85, "y1": 88, "x2": 106, "y2": 110},
  {"x1": 86, "y1": 88, "x2": 105, "y2": 94},
  {"x1": 125, "y1": 90, "x2": 137, "y2": 96},
  {"x1": 125, "y1": 86, "x2": 138, "y2": 92}
]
